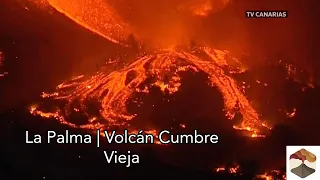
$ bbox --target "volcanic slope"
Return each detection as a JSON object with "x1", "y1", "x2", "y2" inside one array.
[{"x1": 30, "y1": 46, "x2": 270, "y2": 137}]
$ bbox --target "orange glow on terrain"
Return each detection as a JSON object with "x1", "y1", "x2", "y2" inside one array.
[
  {"x1": 25, "y1": 0, "x2": 314, "y2": 139},
  {"x1": 29, "y1": 46, "x2": 271, "y2": 138},
  {"x1": 31, "y1": 0, "x2": 134, "y2": 44}
]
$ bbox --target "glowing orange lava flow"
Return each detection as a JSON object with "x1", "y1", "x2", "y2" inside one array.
[
  {"x1": 30, "y1": 46, "x2": 270, "y2": 137},
  {"x1": 215, "y1": 164, "x2": 286, "y2": 180},
  {"x1": 32, "y1": 0, "x2": 134, "y2": 44},
  {"x1": 27, "y1": 0, "x2": 271, "y2": 137}
]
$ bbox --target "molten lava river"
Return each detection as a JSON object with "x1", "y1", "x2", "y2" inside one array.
[{"x1": 26, "y1": 0, "x2": 274, "y2": 139}]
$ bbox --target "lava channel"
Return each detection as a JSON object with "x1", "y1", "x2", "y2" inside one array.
[{"x1": 30, "y1": 46, "x2": 271, "y2": 138}]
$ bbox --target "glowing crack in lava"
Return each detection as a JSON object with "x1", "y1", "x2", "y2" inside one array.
[{"x1": 28, "y1": 0, "x2": 271, "y2": 137}]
